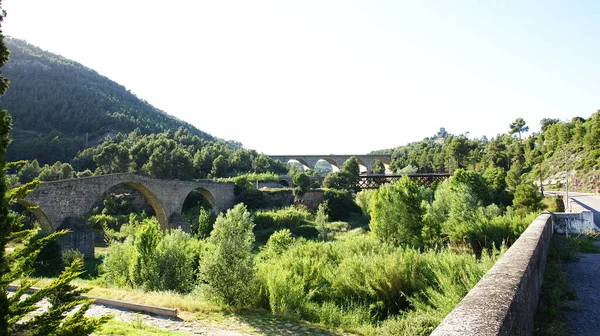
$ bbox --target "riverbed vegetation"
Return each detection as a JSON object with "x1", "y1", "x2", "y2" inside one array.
[{"x1": 24, "y1": 166, "x2": 544, "y2": 335}]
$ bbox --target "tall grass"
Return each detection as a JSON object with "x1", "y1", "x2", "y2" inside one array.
[
  {"x1": 255, "y1": 233, "x2": 505, "y2": 334},
  {"x1": 252, "y1": 206, "x2": 310, "y2": 229}
]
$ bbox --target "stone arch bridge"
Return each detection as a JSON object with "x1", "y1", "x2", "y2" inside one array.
[
  {"x1": 269, "y1": 154, "x2": 392, "y2": 172},
  {"x1": 19, "y1": 173, "x2": 236, "y2": 234}
]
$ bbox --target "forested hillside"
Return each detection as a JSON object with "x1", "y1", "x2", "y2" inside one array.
[
  {"x1": 372, "y1": 113, "x2": 600, "y2": 192},
  {"x1": 1, "y1": 37, "x2": 219, "y2": 164}
]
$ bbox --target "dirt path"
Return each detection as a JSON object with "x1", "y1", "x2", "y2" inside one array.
[{"x1": 22, "y1": 295, "x2": 346, "y2": 336}]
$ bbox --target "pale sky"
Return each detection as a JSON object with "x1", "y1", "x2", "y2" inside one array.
[{"x1": 3, "y1": 1, "x2": 600, "y2": 155}]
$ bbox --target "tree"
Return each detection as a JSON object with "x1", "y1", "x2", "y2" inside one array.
[
  {"x1": 18, "y1": 159, "x2": 41, "y2": 183},
  {"x1": 371, "y1": 159, "x2": 386, "y2": 174},
  {"x1": 513, "y1": 182, "x2": 543, "y2": 216},
  {"x1": 0, "y1": 6, "x2": 110, "y2": 332},
  {"x1": 322, "y1": 156, "x2": 361, "y2": 192},
  {"x1": 199, "y1": 203, "x2": 256, "y2": 306},
  {"x1": 540, "y1": 118, "x2": 560, "y2": 132},
  {"x1": 315, "y1": 203, "x2": 329, "y2": 241},
  {"x1": 506, "y1": 161, "x2": 523, "y2": 193},
  {"x1": 292, "y1": 172, "x2": 310, "y2": 193},
  {"x1": 509, "y1": 117, "x2": 529, "y2": 139},
  {"x1": 369, "y1": 176, "x2": 424, "y2": 246},
  {"x1": 210, "y1": 154, "x2": 227, "y2": 178}
]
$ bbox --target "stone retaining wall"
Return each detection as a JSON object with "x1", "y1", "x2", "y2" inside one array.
[{"x1": 431, "y1": 213, "x2": 553, "y2": 336}]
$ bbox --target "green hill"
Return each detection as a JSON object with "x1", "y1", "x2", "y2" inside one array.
[
  {"x1": 0, "y1": 37, "x2": 216, "y2": 164},
  {"x1": 371, "y1": 113, "x2": 600, "y2": 192}
]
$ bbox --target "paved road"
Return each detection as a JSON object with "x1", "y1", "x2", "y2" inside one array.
[
  {"x1": 545, "y1": 191, "x2": 600, "y2": 224},
  {"x1": 551, "y1": 192, "x2": 600, "y2": 336}
]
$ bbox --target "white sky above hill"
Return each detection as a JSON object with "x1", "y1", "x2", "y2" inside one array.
[{"x1": 3, "y1": 0, "x2": 600, "y2": 154}]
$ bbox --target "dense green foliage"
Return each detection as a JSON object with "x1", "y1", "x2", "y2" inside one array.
[
  {"x1": 255, "y1": 234, "x2": 503, "y2": 333},
  {"x1": 15, "y1": 128, "x2": 289, "y2": 182},
  {"x1": 102, "y1": 218, "x2": 200, "y2": 293},
  {"x1": 199, "y1": 204, "x2": 256, "y2": 307},
  {"x1": 370, "y1": 176, "x2": 424, "y2": 245},
  {"x1": 373, "y1": 112, "x2": 600, "y2": 192},
  {"x1": 323, "y1": 156, "x2": 360, "y2": 192},
  {"x1": 252, "y1": 206, "x2": 310, "y2": 230}
]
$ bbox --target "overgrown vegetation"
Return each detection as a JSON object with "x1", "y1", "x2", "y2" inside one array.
[{"x1": 88, "y1": 166, "x2": 545, "y2": 335}]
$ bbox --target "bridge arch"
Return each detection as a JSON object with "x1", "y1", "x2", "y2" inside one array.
[
  {"x1": 121, "y1": 181, "x2": 168, "y2": 231},
  {"x1": 180, "y1": 186, "x2": 219, "y2": 215},
  {"x1": 319, "y1": 157, "x2": 341, "y2": 171},
  {"x1": 16, "y1": 199, "x2": 53, "y2": 234}
]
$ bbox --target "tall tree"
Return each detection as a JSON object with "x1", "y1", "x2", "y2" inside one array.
[
  {"x1": 509, "y1": 117, "x2": 529, "y2": 139},
  {"x1": 0, "y1": 5, "x2": 110, "y2": 333}
]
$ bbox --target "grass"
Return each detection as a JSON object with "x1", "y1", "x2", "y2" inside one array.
[{"x1": 96, "y1": 319, "x2": 190, "y2": 336}]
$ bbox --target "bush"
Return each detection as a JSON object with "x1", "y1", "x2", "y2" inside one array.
[
  {"x1": 195, "y1": 207, "x2": 216, "y2": 238},
  {"x1": 199, "y1": 204, "x2": 256, "y2": 307},
  {"x1": 254, "y1": 234, "x2": 504, "y2": 332},
  {"x1": 355, "y1": 189, "x2": 376, "y2": 216},
  {"x1": 102, "y1": 218, "x2": 202, "y2": 293},
  {"x1": 293, "y1": 172, "x2": 311, "y2": 193},
  {"x1": 323, "y1": 189, "x2": 361, "y2": 221},
  {"x1": 155, "y1": 229, "x2": 200, "y2": 293},
  {"x1": 253, "y1": 206, "x2": 310, "y2": 229},
  {"x1": 101, "y1": 240, "x2": 135, "y2": 287},
  {"x1": 369, "y1": 176, "x2": 424, "y2": 246},
  {"x1": 315, "y1": 203, "x2": 329, "y2": 241},
  {"x1": 61, "y1": 249, "x2": 84, "y2": 268},
  {"x1": 130, "y1": 218, "x2": 163, "y2": 290}
]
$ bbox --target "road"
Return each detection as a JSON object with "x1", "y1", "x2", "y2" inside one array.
[{"x1": 545, "y1": 191, "x2": 600, "y2": 225}]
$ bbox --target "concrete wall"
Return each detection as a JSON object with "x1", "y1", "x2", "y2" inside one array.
[
  {"x1": 553, "y1": 211, "x2": 597, "y2": 234},
  {"x1": 431, "y1": 213, "x2": 553, "y2": 336}
]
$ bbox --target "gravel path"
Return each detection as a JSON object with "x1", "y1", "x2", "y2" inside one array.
[
  {"x1": 564, "y1": 194, "x2": 600, "y2": 336},
  {"x1": 13, "y1": 293, "x2": 346, "y2": 335}
]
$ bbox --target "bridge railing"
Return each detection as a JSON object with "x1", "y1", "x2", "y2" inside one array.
[{"x1": 358, "y1": 173, "x2": 451, "y2": 189}]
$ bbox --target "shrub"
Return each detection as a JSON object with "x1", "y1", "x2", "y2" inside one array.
[
  {"x1": 253, "y1": 206, "x2": 309, "y2": 229},
  {"x1": 232, "y1": 175, "x2": 254, "y2": 195},
  {"x1": 323, "y1": 189, "x2": 361, "y2": 221},
  {"x1": 195, "y1": 207, "x2": 216, "y2": 238},
  {"x1": 101, "y1": 240, "x2": 135, "y2": 287},
  {"x1": 355, "y1": 189, "x2": 376, "y2": 216},
  {"x1": 130, "y1": 218, "x2": 163, "y2": 290},
  {"x1": 263, "y1": 229, "x2": 294, "y2": 256},
  {"x1": 155, "y1": 229, "x2": 200, "y2": 293},
  {"x1": 369, "y1": 176, "x2": 425, "y2": 246},
  {"x1": 293, "y1": 172, "x2": 311, "y2": 193},
  {"x1": 254, "y1": 234, "x2": 504, "y2": 332},
  {"x1": 61, "y1": 249, "x2": 84, "y2": 268},
  {"x1": 199, "y1": 203, "x2": 256, "y2": 307},
  {"x1": 315, "y1": 203, "x2": 329, "y2": 241}
]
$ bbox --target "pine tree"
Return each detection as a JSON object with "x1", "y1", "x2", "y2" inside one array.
[{"x1": 0, "y1": 2, "x2": 110, "y2": 333}]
